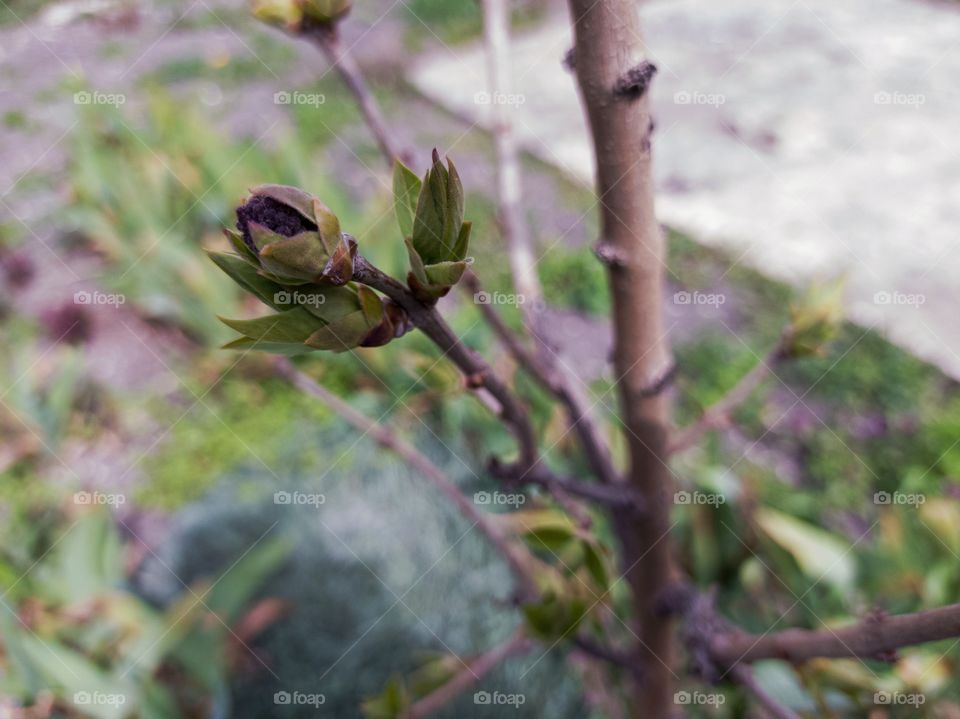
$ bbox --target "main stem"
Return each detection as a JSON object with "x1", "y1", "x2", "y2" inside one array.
[{"x1": 566, "y1": 0, "x2": 675, "y2": 713}]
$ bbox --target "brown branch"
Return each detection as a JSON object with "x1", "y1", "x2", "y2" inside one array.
[
  {"x1": 710, "y1": 603, "x2": 960, "y2": 666},
  {"x1": 476, "y1": 0, "x2": 619, "y2": 491},
  {"x1": 274, "y1": 357, "x2": 538, "y2": 600},
  {"x1": 488, "y1": 457, "x2": 640, "y2": 510},
  {"x1": 303, "y1": 22, "x2": 407, "y2": 166},
  {"x1": 727, "y1": 664, "x2": 802, "y2": 719},
  {"x1": 402, "y1": 628, "x2": 531, "y2": 719},
  {"x1": 462, "y1": 273, "x2": 619, "y2": 487},
  {"x1": 352, "y1": 256, "x2": 539, "y2": 475},
  {"x1": 669, "y1": 335, "x2": 789, "y2": 454},
  {"x1": 573, "y1": 636, "x2": 644, "y2": 679},
  {"x1": 567, "y1": 0, "x2": 675, "y2": 714}
]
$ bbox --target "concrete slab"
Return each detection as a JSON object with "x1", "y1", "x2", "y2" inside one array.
[{"x1": 410, "y1": 0, "x2": 960, "y2": 378}]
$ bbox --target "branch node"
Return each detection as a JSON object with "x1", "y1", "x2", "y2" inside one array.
[
  {"x1": 639, "y1": 362, "x2": 677, "y2": 398},
  {"x1": 612, "y1": 60, "x2": 658, "y2": 101},
  {"x1": 465, "y1": 370, "x2": 489, "y2": 389},
  {"x1": 593, "y1": 242, "x2": 629, "y2": 267},
  {"x1": 562, "y1": 47, "x2": 576, "y2": 72}
]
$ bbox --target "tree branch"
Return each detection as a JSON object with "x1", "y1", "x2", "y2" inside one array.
[
  {"x1": 303, "y1": 22, "x2": 406, "y2": 166},
  {"x1": 488, "y1": 457, "x2": 640, "y2": 510},
  {"x1": 274, "y1": 357, "x2": 538, "y2": 600},
  {"x1": 476, "y1": 0, "x2": 619, "y2": 491},
  {"x1": 710, "y1": 603, "x2": 960, "y2": 666},
  {"x1": 402, "y1": 628, "x2": 531, "y2": 719},
  {"x1": 566, "y1": 0, "x2": 675, "y2": 713},
  {"x1": 352, "y1": 256, "x2": 539, "y2": 475},
  {"x1": 669, "y1": 334, "x2": 789, "y2": 454}
]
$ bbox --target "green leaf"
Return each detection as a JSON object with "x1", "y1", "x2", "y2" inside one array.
[
  {"x1": 581, "y1": 541, "x2": 609, "y2": 590},
  {"x1": 356, "y1": 286, "x2": 385, "y2": 325},
  {"x1": 259, "y1": 231, "x2": 329, "y2": 280},
  {"x1": 424, "y1": 260, "x2": 467, "y2": 288},
  {"x1": 224, "y1": 228, "x2": 258, "y2": 265},
  {"x1": 392, "y1": 160, "x2": 422, "y2": 239},
  {"x1": 220, "y1": 337, "x2": 313, "y2": 355},
  {"x1": 312, "y1": 198, "x2": 342, "y2": 254},
  {"x1": 246, "y1": 221, "x2": 287, "y2": 253},
  {"x1": 305, "y1": 310, "x2": 376, "y2": 352},
  {"x1": 362, "y1": 676, "x2": 409, "y2": 719},
  {"x1": 18, "y1": 635, "x2": 133, "y2": 719},
  {"x1": 755, "y1": 508, "x2": 856, "y2": 590},
  {"x1": 404, "y1": 239, "x2": 428, "y2": 286},
  {"x1": 295, "y1": 284, "x2": 361, "y2": 322},
  {"x1": 207, "y1": 251, "x2": 284, "y2": 309},
  {"x1": 443, "y1": 157, "x2": 464, "y2": 255},
  {"x1": 219, "y1": 307, "x2": 320, "y2": 343},
  {"x1": 204, "y1": 536, "x2": 291, "y2": 621},
  {"x1": 452, "y1": 221, "x2": 471, "y2": 262}
]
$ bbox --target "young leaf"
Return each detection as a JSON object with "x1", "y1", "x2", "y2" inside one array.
[
  {"x1": 219, "y1": 307, "x2": 319, "y2": 343},
  {"x1": 392, "y1": 160, "x2": 422, "y2": 239}
]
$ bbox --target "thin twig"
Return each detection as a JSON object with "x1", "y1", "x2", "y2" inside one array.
[
  {"x1": 304, "y1": 22, "x2": 406, "y2": 166},
  {"x1": 489, "y1": 458, "x2": 641, "y2": 510},
  {"x1": 710, "y1": 602, "x2": 960, "y2": 665},
  {"x1": 402, "y1": 628, "x2": 531, "y2": 719},
  {"x1": 274, "y1": 357, "x2": 538, "y2": 600},
  {"x1": 573, "y1": 636, "x2": 644, "y2": 679},
  {"x1": 462, "y1": 274, "x2": 619, "y2": 487},
  {"x1": 353, "y1": 255, "x2": 540, "y2": 475},
  {"x1": 669, "y1": 335, "x2": 789, "y2": 454},
  {"x1": 727, "y1": 664, "x2": 802, "y2": 719},
  {"x1": 476, "y1": 0, "x2": 619, "y2": 490}
]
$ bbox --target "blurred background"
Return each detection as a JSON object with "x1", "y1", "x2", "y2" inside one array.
[{"x1": 1, "y1": 0, "x2": 960, "y2": 716}]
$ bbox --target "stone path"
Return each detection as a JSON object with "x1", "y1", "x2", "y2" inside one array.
[{"x1": 410, "y1": 0, "x2": 960, "y2": 378}]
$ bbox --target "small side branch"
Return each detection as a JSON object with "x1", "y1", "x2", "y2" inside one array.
[
  {"x1": 402, "y1": 629, "x2": 531, "y2": 719},
  {"x1": 353, "y1": 256, "x2": 540, "y2": 476},
  {"x1": 710, "y1": 602, "x2": 960, "y2": 666},
  {"x1": 462, "y1": 274, "x2": 620, "y2": 487},
  {"x1": 489, "y1": 458, "x2": 641, "y2": 511},
  {"x1": 274, "y1": 357, "x2": 538, "y2": 600},
  {"x1": 304, "y1": 23, "x2": 406, "y2": 166},
  {"x1": 669, "y1": 336, "x2": 788, "y2": 454}
]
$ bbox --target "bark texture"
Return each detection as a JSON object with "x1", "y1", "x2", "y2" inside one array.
[{"x1": 566, "y1": 0, "x2": 675, "y2": 714}]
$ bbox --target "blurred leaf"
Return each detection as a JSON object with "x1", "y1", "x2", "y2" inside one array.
[
  {"x1": 392, "y1": 160, "x2": 421, "y2": 239},
  {"x1": 755, "y1": 508, "x2": 855, "y2": 590}
]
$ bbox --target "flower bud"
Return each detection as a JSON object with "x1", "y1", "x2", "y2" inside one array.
[
  {"x1": 232, "y1": 184, "x2": 355, "y2": 285},
  {"x1": 212, "y1": 184, "x2": 411, "y2": 354}
]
